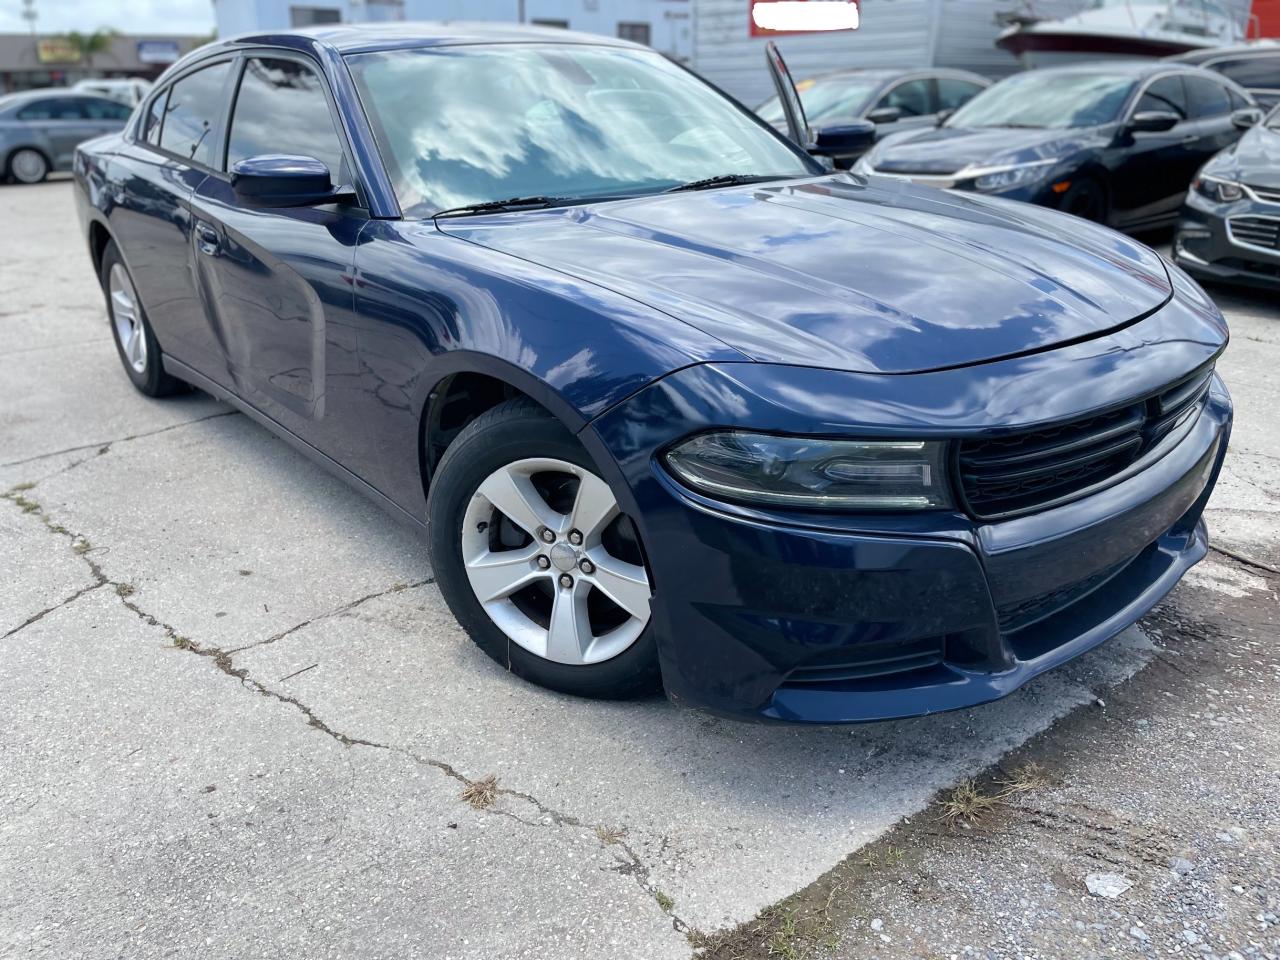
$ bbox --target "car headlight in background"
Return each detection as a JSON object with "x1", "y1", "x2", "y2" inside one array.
[
  {"x1": 969, "y1": 158, "x2": 1060, "y2": 192},
  {"x1": 663, "y1": 432, "x2": 953, "y2": 510},
  {"x1": 1192, "y1": 175, "x2": 1244, "y2": 203}
]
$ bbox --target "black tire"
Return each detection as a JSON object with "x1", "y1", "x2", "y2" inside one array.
[
  {"x1": 7, "y1": 147, "x2": 49, "y2": 184},
  {"x1": 1060, "y1": 177, "x2": 1108, "y2": 224},
  {"x1": 99, "y1": 240, "x2": 185, "y2": 397},
  {"x1": 427, "y1": 398, "x2": 662, "y2": 700}
]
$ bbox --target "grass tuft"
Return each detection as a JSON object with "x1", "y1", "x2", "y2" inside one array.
[
  {"x1": 460, "y1": 774, "x2": 499, "y2": 810},
  {"x1": 654, "y1": 889, "x2": 674, "y2": 913},
  {"x1": 939, "y1": 779, "x2": 1002, "y2": 826},
  {"x1": 595, "y1": 825, "x2": 627, "y2": 845}
]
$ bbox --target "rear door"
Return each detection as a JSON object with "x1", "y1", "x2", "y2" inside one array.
[
  {"x1": 79, "y1": 96, "x2": 134, "y2": 137},
  {"x1": 17, "y1": 97, "x2": 99, "y2": 168},
  {"x1": 189, "y1": 52, "x2": 367, "y2": 449},
  {"x1": 1182, "y1": 72, "x2": 1244, "y2": 168}
]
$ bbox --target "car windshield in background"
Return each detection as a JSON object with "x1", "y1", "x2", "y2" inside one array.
[
  {"x1": 347, "y1": 44, "x2": 814, "y2": 216},
  {"x1": 947, "y1": 72, "x2": 1135, "y2": 129},
  {"x1": 758, "y1": 76, "x2": 883, "y2": 125}
]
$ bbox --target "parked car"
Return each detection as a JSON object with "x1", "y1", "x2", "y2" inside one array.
[
  {"x1": 74, "y1": 77, "x2": 152, "y2": 107},
  {"x1": 1, "y1": 90, "x2": 134, "y2": 183},
  {"x1": 755, "y1": 67, "x2": 990, "y2": 164},
  {"x1": 74, "y1": 24, "x2": 1231, "y2": 724},
  {"x1": 1173, "y1": 41, "x2": 1280, "y2": 110},
  {"x1": 854, "y1": 61, "x2": 1256, "y2": 230},
  {"x1": 1175, "y1": 101, "x2": 1280, "y2": 288}
]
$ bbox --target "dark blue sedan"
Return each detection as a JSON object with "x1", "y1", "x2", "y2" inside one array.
[
  {"x1": 73, "y1": 23, "x2": 1232, "y2": 723},
  {"x1": 855, "y1": 61, "x2": 1256, "y2": 229}
]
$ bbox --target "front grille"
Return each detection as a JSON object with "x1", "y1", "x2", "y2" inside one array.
[
  {"x1": 1246, "y1": 183, "x2": 1280, "y2": 204},
  {"x1": 1228, "y1": 215, "x2": 1280, "y2": 251},
  {"x1": 957, "y1": 368, "x2": 1212, "y2": 520},
  {"x1": 781, "y1": 636, "x2": 945, "y2": 687}
]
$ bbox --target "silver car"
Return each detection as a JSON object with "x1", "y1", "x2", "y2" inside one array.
[{"x1": 1, "y1": 90, "x2": 134, "y2": 184}]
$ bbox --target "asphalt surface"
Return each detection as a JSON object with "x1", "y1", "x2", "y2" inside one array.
[{"x1": 1, "y1": 181, "x2": 1276, "y2": 960}]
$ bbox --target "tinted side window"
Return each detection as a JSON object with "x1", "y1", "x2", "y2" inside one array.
[
  {"x1": 17, "y1": 98, "x2": 84, "y2": 120},
  {"x1": 1210, "y1": 56, "x2": 1280, "y2": 89},
  {"x1": 143, "y1": 88, "x2": 169, "y2": 145},
  {"x1": 936, "y1": 78, "x2": 985, "y2": 112},
  {"x1": 1136, "y1": 76, "x2": 1188, "y2": 118},
  {"x1": 226, "y1": 57, "x2": 346, "y2": 177},
  {"x1": 878, "y1": 78, "x2": 934, "y2": 117},
  {"x1": 159, "y1": 61, "x2": 233, "y2": 166},
  {"x1": 1184, "y1": 75, "x2": 1230, "y2": 118},
  {"x1": 1228, "y1": 87, "x2": 1252, "y2": 111},
  {"x1": 82, "y1": 97, "x2": 132, "y2": 121}
]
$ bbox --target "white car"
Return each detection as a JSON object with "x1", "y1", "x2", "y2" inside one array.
[{"x1": 73, "y1": 78, "x2": 151, "y2": 107}]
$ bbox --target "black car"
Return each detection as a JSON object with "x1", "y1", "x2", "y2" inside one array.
[
  {"x1": 1173, "y1": 42, "x2": 1280, "y2": 110},
  {"x1": 756, "y1": 67, "x2": 990, "y2": 163},
  {"x1": 854, "y1": 61, "x2": 1257, "y2": 230},
  {"x1": 1175, "y1": 101, "x2": 1280, "y2": 289}
]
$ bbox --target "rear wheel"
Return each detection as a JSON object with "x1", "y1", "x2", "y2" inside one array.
[
  {"x1": 428, "y1": 399, "x2": 661, "y2": 699},
  {"x1": 1060, "y1": 177, "x2": 1108, "y2": 224},
  {"x1": 7, "y1": 148, "x2": 48, "y2": 184},
  {"x1": 100, "y1": 241, "x2": 184, "y2": 397}
]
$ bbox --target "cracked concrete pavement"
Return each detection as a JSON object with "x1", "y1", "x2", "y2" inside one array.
[{"x1": 1, "y1": 181, "x2": 1276, "y2": 959}]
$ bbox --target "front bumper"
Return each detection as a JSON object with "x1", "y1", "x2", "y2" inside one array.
[
  {"x1": 1174, "y1": 191, "x2": 1280, "y2": 290},
  {"x1": 583, "y1": 301, "x2": 1231, "y2": 723}
]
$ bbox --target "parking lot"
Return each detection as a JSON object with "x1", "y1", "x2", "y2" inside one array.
[{"x1": 1, "y1": 179, "x2": 1277, "y2": 959}]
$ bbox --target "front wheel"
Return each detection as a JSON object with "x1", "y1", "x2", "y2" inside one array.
[
  {"x1": 1060, "y1": 177, "x2": 1108, "y2": 224},
  {"x1": 428, "y1": 399, "x2": 661, "y2": 699}
]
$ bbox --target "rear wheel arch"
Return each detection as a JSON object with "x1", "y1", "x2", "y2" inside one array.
[{"x1": 88, "y1": 220, "x2": 113, "y2": 276}]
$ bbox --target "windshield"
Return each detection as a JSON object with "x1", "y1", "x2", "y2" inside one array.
[
  {"x1": 948, "y1": 71, "x2": 1136, "y2": 129},
  {"x1": 347, "y1": 44, "x2": 816, "y2": 216},
  {"x1": 758, "y1": 75, "x2": 883, "y2": 126}
]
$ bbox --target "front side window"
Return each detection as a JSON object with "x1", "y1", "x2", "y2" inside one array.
[
  {"x1": 948, "y1": 71, "x2": 1135, "y2": 129},
  {"x1": 936, "y1": 78, "x2": 985, "y2": 112},
  {"x1": 17, "y1": 98, "x2": 83, "y2": 120},
  {"x1": 143, "y1": 88, "x2": 169, "y2": 145},
  {"x1": 81, "y1": 97, "x2": 133, "y2": 120},
  {"x1": 758, "y1": 75, "x2": 883, "y2": 126},
  {"x1": 1184, "y1": 74, "x2": 1230, "y2": 118},
  {"x1": 877, "y1": 78, "x2": 934, "y2": 118},
  {"x1": 227, "y1": 57, "x2": 346, "y2": 178},
  {"x1": 348, "y1": 44, "x2": 814, "y2": 217},
  {"x1": 159, "y1": 61, "x2": 233, "y2": 166},
  {"x1": 1136, "y1": 75, "x2": 1188, "y2": 118}
]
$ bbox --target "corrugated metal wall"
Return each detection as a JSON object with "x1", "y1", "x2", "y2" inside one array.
[{"x1": 692, "y1": 0, "x2": 1078, "y2": 106}]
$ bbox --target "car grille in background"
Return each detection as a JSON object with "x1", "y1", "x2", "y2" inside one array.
[
  {"x1": 1246, "y1": 183, "x2": 1280, "y2": 204},
  {"x1": 1228, "y1": 215, "x2": 1280, "y2": 251},
  {"x1": 957, "y1": 368, "x2": 1213, "y2": 520}
]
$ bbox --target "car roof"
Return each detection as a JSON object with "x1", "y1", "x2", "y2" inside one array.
[
  {"x1": 1016, "y1": 60, "x2": 1202, "y2": 78},
  {"x1": 1171, "y1": 39, "x2": 1280, "y2": 62},
  {"x1": 0, "y1": 88, "x2": 115, "y2": 109},
  {"x1": 799, "y1": 67, "x2": 989, "y2": 85},
  {"x1": 223, "y1": 20, "x2": 645, "y2": 56}
]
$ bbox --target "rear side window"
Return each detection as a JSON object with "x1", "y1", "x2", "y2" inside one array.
[
  {"x1": 143, "y1": 88, "x2": 169, "y2": 145},
  {"x1": 1183, "y1": 74, "x2": 1230, "y2": 118},
  {"x1": 159, "y1": 61, "x2": 233, "y2": 166},
  {"x1": 226, "y1": 57, "x2": 346, "y2": 178},
  {"x1": 877, "y1": 78, "x2": 934, "y2": 117},
  {"x1": 81, "y1": 97, "x2": 132, "y2": 120},
  {"x1": 936, "y1": 78, "x2": 985, "y2": 112},
  {"x1": 1209, "y1": 56, "x2": 1279, "y2": 89},
  {"x1": 1136, "y1": 75, "x2": 1188, "y2": 118},
  {"x1": 17, "y1": 98, "x2": 85, "y2": 120}
]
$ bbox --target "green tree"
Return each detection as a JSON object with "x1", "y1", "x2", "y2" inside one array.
[{"x1": 62, "y1": 29, "x2": 117, "y2": 69}]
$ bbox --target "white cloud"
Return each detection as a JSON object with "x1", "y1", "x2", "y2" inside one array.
[{"x1": 0, "y1": 0, "x2": 215, "y2": 35}]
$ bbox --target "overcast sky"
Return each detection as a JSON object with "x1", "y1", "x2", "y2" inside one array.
[{"x1": 0, "y1": 0, "x2": 215, "y2": 35}]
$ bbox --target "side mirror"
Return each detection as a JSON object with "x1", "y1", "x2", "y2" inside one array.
[
  {"x1": 1231, "y1": 107, "x2": 1263, "y2": 130},
  {"x1": 808, "y1": 121, "x2": 877, "y2": 161},
  {"x1": 1127, "y1": 110, "x2": 1180, "y2": 134},
  {"x1": 866, "y1": 105, "x2": 902, "y2": 124},
  {"x1": 230, "y1": 154, "x2": 352, "y2": 207}
]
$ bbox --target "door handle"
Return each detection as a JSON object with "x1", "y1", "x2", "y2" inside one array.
[
  {"x1": 195, "y1": 222, "x2": 220, "y2": 255},
  {"x1": 1180, "y1": 134, "x2": 1199, "y2": 145}
]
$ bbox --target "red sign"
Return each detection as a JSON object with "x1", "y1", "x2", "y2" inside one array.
[{"x1": 750, "y1": 0, "x2": 860, "y2": 37}]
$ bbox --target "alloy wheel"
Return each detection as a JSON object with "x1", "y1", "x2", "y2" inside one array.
[
  {"x1": 9, "y1": 149, "x2": 48, "y2": 184},
  {"x1": 461, "y1": 457, "x2": 651, "y2": 665},
  {"x1": 108, "y1": 263, "x2": 148, "y2": 374}
]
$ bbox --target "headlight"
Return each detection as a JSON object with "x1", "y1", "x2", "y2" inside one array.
[
  {"x1": 1192, "y1": 175, "x2": 1244, "y2": 203},
  {"x1": 663, "y1": 432, "x2": 953, "y2": 511},
  {"x1": 969, "y1": 158, "x2": 1059, "y2": 192}
]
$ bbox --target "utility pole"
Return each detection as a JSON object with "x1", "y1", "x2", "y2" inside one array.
[{"x1": 20, "y1": 0, "x2": 37, "y2": 37}]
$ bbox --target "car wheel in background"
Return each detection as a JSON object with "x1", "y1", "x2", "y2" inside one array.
[
  {"x1": 1060, "y1": 177, "x2": 1108, "y2": 224},
  {"x1": 7, "y1": 148, "x2": 49, "y2": 184},
  {"x1": 428, "y1": 398, "x2": 662, "y2": 699},
  {"x1": 100, "y1": 240, "x2": 185, "y2": 397}
]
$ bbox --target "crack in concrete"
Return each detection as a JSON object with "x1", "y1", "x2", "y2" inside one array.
[
  {"x1": 0, "y1": 409, "x2": 237, "y2": 469},
  {"x1": 2, "y1": 483, "x2": 688, "y2": 939},
  {"x1": 1209, "y1": 544, "x2": 1280, "y2": 577},
  {"x1": 2, "y1": 581, "x2": 108, "y2": 639}
]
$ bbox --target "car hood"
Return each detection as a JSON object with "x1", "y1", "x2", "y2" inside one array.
[
  {"x1": 1205, "y1": 123, "x2": 1280, "y2": 189},
  {"x1": 868, "y1": 125, "x2": 1101, "y2": 175},
  {"x1": 438, "y1": 174, "x2": 1172, "y2": 375}
]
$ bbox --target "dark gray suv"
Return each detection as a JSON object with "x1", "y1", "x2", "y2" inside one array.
[{"x1": 1, "y1": 90, "x2": 133, "y2": 184}]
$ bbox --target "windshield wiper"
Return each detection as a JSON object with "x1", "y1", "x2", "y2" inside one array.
[
  {"x1": 432, "y1": 196, "x2": 563, "y2": 219},
  {"x1": 664, "y1": 173, "x2": 790, "y2": 193}
]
